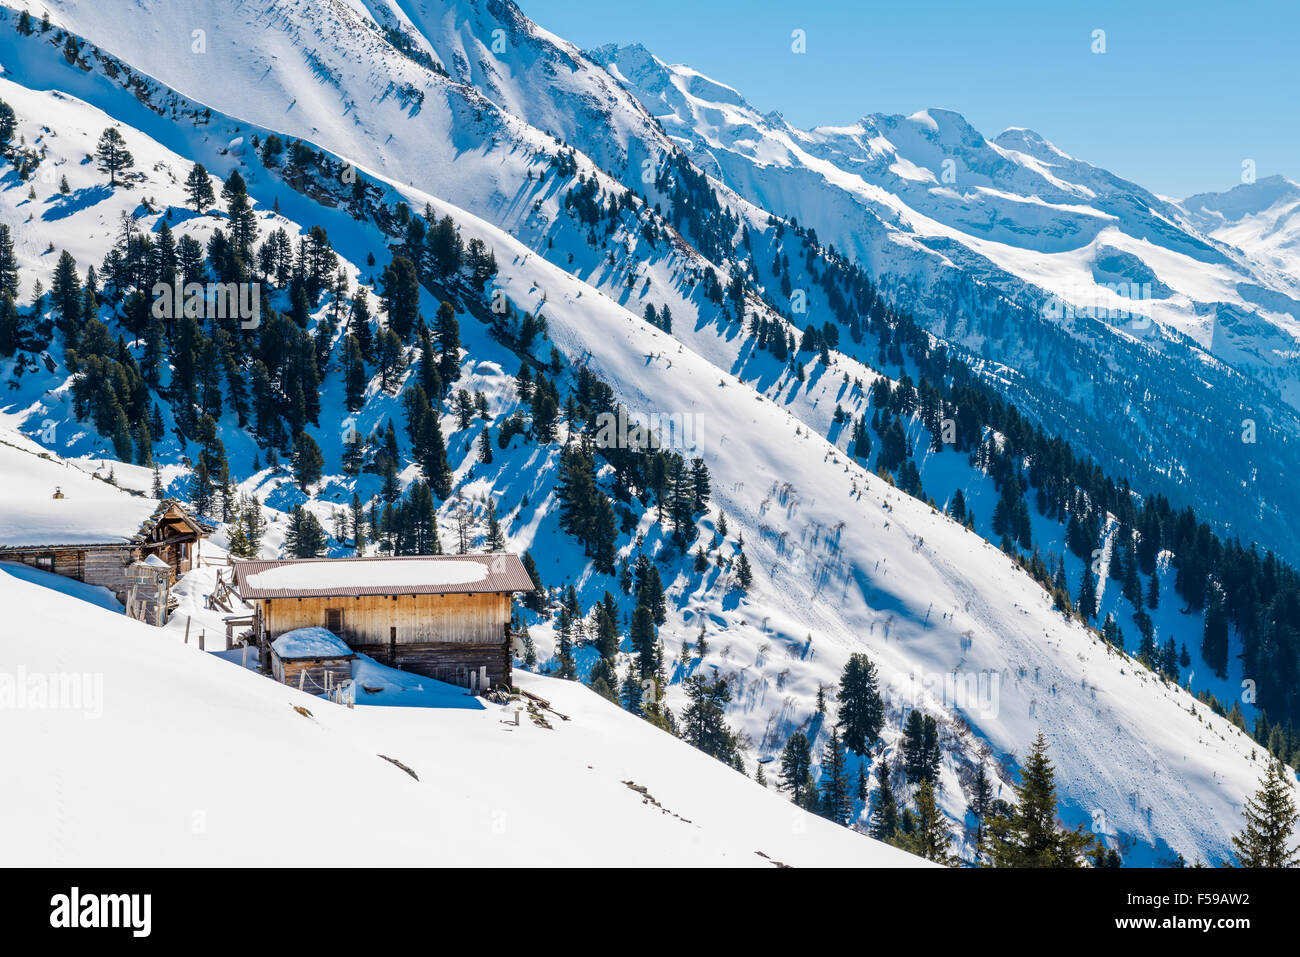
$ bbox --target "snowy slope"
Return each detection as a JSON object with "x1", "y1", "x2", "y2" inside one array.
[
  {"x1": 16, "y1": 0, "x2": 1300, "y2": 565},
  {"x1": 0, "y1": 563, "x2": 920, "y2": 866},
  {"x1": 0, "y1": 1, "x2": 1290, "y2": 869},
  {"x1": 1183, "y1": 175, "x2": 1300, "y2": 297},
  {"x1": 593, "y1": 42, "x2": 1300, "y2": 383}
]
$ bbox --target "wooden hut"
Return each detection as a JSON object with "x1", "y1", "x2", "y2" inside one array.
[
  {"x1": 0, "y1": 490, "x2": 209, "y2": 622},
  {"x1": 269, "y1": 627, "x2": 357, "y2": 693},
  {"x1": 232, "y1": 554, "x2": 535, "y2": 691}
]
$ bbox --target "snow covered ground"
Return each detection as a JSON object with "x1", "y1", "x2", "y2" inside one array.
[{"x1": 0, "y1": 563, "x2": 922, "y2": 867}]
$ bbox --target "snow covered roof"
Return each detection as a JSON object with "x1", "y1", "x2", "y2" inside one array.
[
  {"x1": 232, "y1": 554, "x2": 535, "y2": 599},
  {"x1": 271, "y1": 627, "x2": 355, "y2": 661},
  {"x1": 0, "y1": 441, "x2": 207, "y2": 549}
]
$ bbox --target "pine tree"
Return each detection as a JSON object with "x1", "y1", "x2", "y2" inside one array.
[
  {"x1": 778, "y1": 732, "x2": 814, "y2": 806},
  {"x1": 292, "y1": 431, "x2": 324, "y2": 490},
  {"x1": 184, "y1": 162, "x2": 215, "y2": 212},
  {"x1": 984, "y1": 732, "x2": 1095, "y2": 867},
  {"x1": 735, "y1": 548, "x2": 753, "y2": 590},
  {"x1": 869, "y1": 759, "x2": 899, "y2": 842},
  {"x1": 285, "y1": 505, "x2": 327, "y2": 558},
  {"x1": 902, "y1": 710, "x2": 941, "y2": 784},
  {"x1": 904, "y1": 778, "x2": 955, "y2": 864},
  {"x1": 837, "y1": 652, "x2": 886, "y2": 754},
  {"x1": 818, "y1": 729, "x2": 853, "y2": 826},
  {"x1": 95, "y1": 127, "x2": 134, "y2": 186},
  {"x1": 971, "y1": 762, "x2": 994, "y2": 860},
  {"x1": 554, "y1": 607, "x2": 577, "y2": 679},
  {"x1": 681, "y1": 675, "x2": 738, "y2": 765},
  {"x1": 1232, "y1": 761, "x2": 1300, "y2": 868},
  {"x1": 1076, "y1": 566, "x2": 1097, "y2": 623}
]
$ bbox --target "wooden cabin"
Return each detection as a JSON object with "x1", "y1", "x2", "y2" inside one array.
[
  {"x1": 232, "y1": 554, "x2": 535, "y2": 691},
  {"x1": 269, "y1": 627, "x2": 357, "y2": 693},
  {"x1": 0, "y1": 495, "x2": 209, "y2": 623}
]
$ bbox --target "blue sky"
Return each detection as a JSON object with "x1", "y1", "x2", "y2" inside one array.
[{"x1": 521, "y1": 0, "x2": 1297, "y2": 198}]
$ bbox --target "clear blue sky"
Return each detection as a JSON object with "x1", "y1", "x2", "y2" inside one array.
[{"x1": 520, "y1": 0, "x2": 1297, "y2": 198}]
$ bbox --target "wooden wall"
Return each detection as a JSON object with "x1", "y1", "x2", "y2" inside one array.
[
  {"x1": 262, "y1": 593, "x2": 511, "y2": 646},
  {"x1": 272, "y1": 653, "x2": 354, "y2": 693},
  {"x1": 3, "y1": 547, "x2": 134, "y2": 600},
  {"x1": 262, "y1": 592, "x2": 513, "y2": 689}
]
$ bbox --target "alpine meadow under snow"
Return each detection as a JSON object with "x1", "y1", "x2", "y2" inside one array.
[{"x1": 0, "y1": 0, "x2": 1298, "y2": 870}]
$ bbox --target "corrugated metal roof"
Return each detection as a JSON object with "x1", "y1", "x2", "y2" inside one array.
[{"x1": 232, "y1": 554, "x2": 535, "y2": 599}]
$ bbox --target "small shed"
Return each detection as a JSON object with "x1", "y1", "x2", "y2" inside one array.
[{"x1": 270, "y1": 627, "x2": 356, "y2": 694}]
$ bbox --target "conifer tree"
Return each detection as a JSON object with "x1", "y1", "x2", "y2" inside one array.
[
  {"x1": 903, "y1": 778, "x2": 955, "y2": 864},
  {"x1": 735, "y1": 548, "x2": 753, "y2": 590},
  {"x1": 290, "y1": 431, "x2": 323, "y2": 491},
  {"x1": 95, "y1": 127, "x2": 134, "y2": 186},
  {"x1": 681, "y1": 675, "x2": 738, "y2": 765},
  {"x1": 902, "y1": 710, "x2": 941, "y2": 784},
  {"x1": 837, "y1": 652, "x2": 886, "y2": 754},
  {"x1": 818, "y1": 730, "x2": 853, "y2": 826},
  {"x1": 1232, "y1": 761, "x2": 1300, "y2": 868},
  {"x1": 1076, "y1": 567, "x2": 1097, "y2": 622},
  {"x1": 285, "y1": 505, "x2": 327, "y2": 558},
  {"x1": 984, "y1": 732, "x2": 1095, "y2": 867},
  {"x1": 778, "y1": 731, "x2": 814, "y2": 806},
  {"x1": 869, "y1": 759, "x2": 899, "y2": 842}
]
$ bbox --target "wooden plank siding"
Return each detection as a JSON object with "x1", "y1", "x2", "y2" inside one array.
[
  {"x1": 4, "y1": 547, "x2": 136, "y2": 599},
  {"x1": 273, "y1": 655, "x2": 355, "y2": 693},
  {"x1": 261, "y1": 592, "x2": 514, "y2": 689}
]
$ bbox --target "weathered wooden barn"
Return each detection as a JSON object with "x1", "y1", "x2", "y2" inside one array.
[
  {"x1": 0, "y1": 491, "x2": 209, "y2": 624},
  {"x1": 232, "y1": 554, "x2": 535, "y2": 691}
]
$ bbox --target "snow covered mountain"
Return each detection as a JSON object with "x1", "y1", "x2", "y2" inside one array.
[
  {"x1": 0, "y1": 0, "x2": 1296, "y2": 871},
  {"x1": 592, "y1": 42, "x2": 1300, "y2": 564}
]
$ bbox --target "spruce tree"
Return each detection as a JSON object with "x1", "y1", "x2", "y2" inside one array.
[
  {"x1": 292, "y1": 431, "x2": 324, "y2": 491},
  {"x1": 818, "y1": 730, "x2": 853, "y2": 826},
  {"x1": 984, "y1": 732, "x2": 1095, "y2": 867},
  {"x1": 95, "y1": 127, "x2": 134, "y2": 186},
  {"x1": 184, "y1": 162, "x2": 215, "y2": 212},
  {"x1": 778, "y1": 732, "x2": 814, "y2": 806},
  {"x1": 1231, "y1": 761, "x2": 1300, "y2": 868},
  {"x1": 837, "y1": 652, "x2": 886, "y2": 754},
  {"x1": 735, "y1": 548, "x2": 753, "y2": 590},
  {"x1": 904, "y1": 778, "x2": 955, "y2": 864},
  {"x1": 869, "y1": 759, "x2": 899, "y2": 842}
]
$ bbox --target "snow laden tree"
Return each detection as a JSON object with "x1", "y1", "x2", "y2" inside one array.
[
  {"x1": 982, "y1": 732, "x2": 1095, "y2": 867},
  {"x1": 95, "y1": 127, "x2": 134, "y2": 186},
  {"x1": 1231, "y1": 761, "x2": 1300, "y2": 868},
  {"x1": 836, "y1": 653, "x2": 885, "y2": 754}
]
